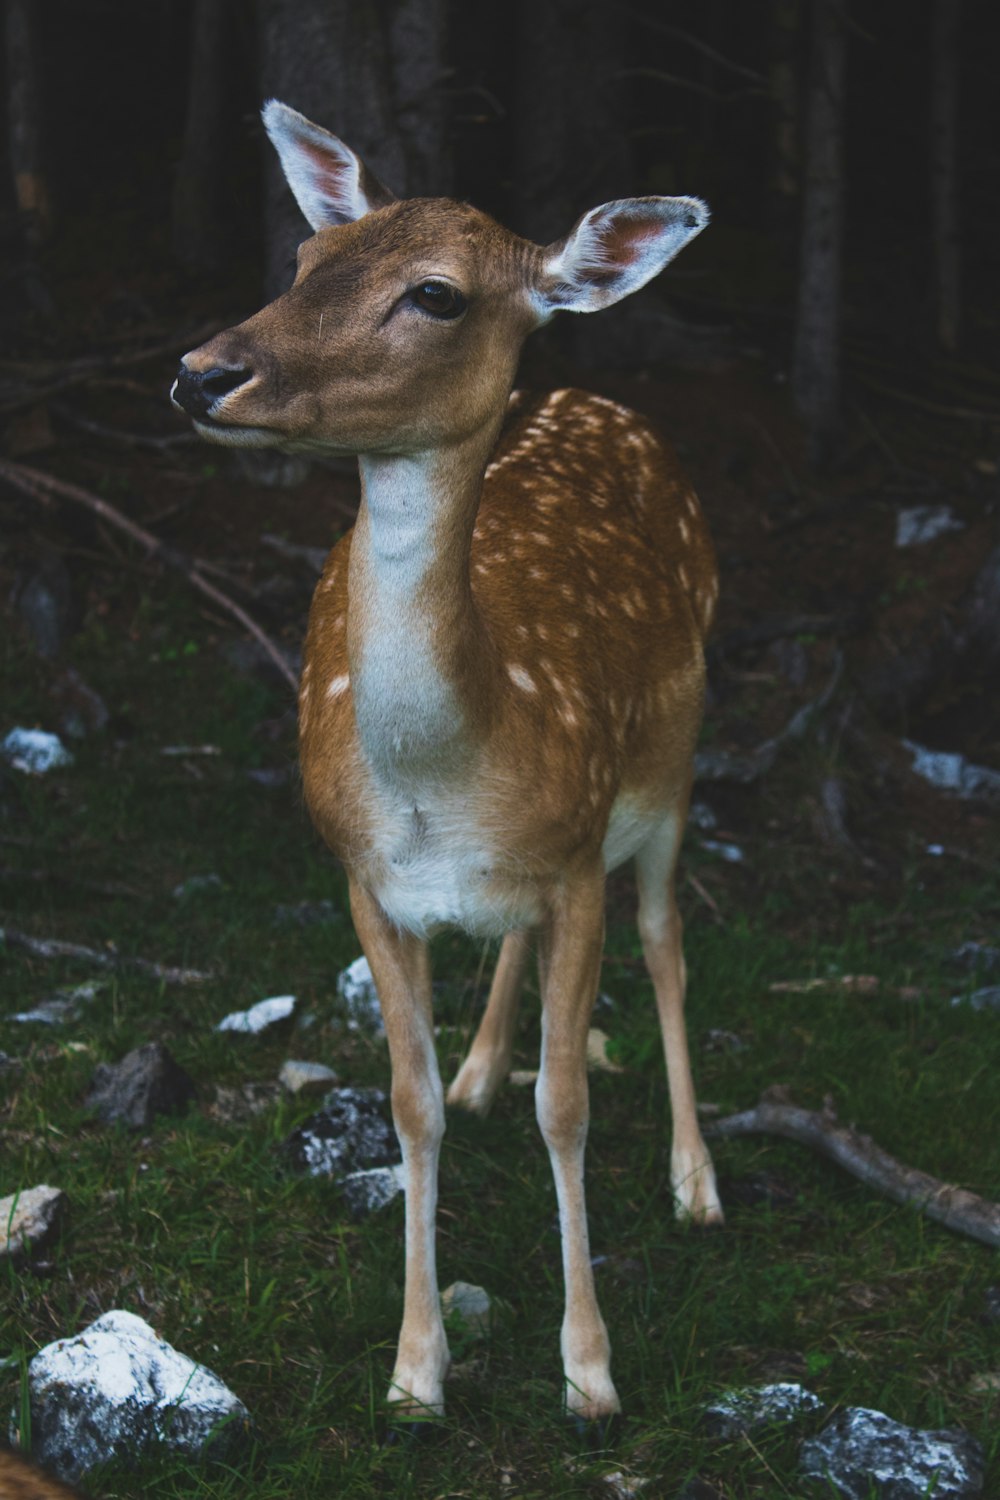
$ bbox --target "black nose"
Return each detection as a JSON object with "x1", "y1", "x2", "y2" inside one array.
[{"x1": 172, "y1": 363, "x2": 251, "y2": 419}]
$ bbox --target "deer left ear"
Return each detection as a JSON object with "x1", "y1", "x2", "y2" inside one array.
[
  {"x1": 536, "y1": 196, "x2": 709, "y2": 315},
  {"x1": 261, "y1": 99, "x2": 396, "y2": 230}
]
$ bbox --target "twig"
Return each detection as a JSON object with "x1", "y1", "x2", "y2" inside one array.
[
  {"x1": 624, "y1": 11, "x2": 767, "y2": 84},
  {"x1": 0, "y1": 319, "x2": 229, "y2": 414},
  {"x1": 686, "y1": 871, "x2": 725, "y2": 924},
  {"x1": 0, "y1": 457, "x2": 298, "y2": 693},
  {"x1": 707, "y1": 1096, "x2": 1000, "y2": 1250},
  {"x1": 854, "y1": 373, "x2": 1000, "y2": 424},
  {"x1": 51, "y1": 401, "x2": 198, "y2": 452},
  {"x1": 616, "y1": 67, "x2": 765, "y2": 105},
  {"x1": 0, "y1": 926, "x2": 213, "y2": 985}
]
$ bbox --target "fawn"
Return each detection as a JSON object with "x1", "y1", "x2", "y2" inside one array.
[{"x1": 172, "y1": 100, "x2": 722, "y2": 1426}]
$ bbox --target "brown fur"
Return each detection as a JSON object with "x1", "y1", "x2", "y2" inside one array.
[
  {"x1": 175, "y1": 112, "x2": 722, "y2": 1422},
  {"x1": 0, "y1": 1451, "x2": 82, "y2": 1500}
]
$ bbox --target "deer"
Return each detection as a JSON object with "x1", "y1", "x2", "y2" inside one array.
[{"x1": 171, "y1": 100, "x2": 723, "y2": 1430}]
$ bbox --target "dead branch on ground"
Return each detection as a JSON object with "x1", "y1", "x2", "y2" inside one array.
[
  {"x1": 695, "y1": 650, "x2": 843, "y2": 784},
  {"x1": 707, "y1": 1094, "x2": 1000, "y2": 1250},
  {"x1": 1, "y1": 926, "x2": 213, "y2": 985},
  {"x1": 0, "y1": 457, "x2": 297, "y2": 693}
]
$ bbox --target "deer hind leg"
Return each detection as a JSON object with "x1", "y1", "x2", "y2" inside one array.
[
  {"x1": 447, "y1": 928, "x2": 531, "y2": 1114},
  {"x1": 348, "y1": 880, "x2": 449, "y2": 1419},
  {"x1": 635, "y1": 812, "x2": 723, "y2": 1226},
  {"x1": 536, "y1": 868, "x2": 620, "y2": 1422}
]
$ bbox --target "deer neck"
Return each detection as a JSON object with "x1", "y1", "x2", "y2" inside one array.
[{"x1": 347, "y1": 425, "x2": 500, "y2": 786}]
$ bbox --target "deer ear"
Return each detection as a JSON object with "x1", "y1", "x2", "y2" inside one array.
[
  {"x1": 537, "y1": 196, "x2": 709, "y2": 315},
  {"x1": 261, "y1": 100, "x2": 396, "y2": 230}
]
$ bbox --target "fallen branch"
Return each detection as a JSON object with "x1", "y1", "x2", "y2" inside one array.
[
  {"x1": 51, "y1": 400, "x2": 198, "y2": 452},
  {"x1": 0, "y1": 926, "x2": 212, "y2": 986},
  {"x1": 0, "y1": 457, "x2": 297, "y2": 693},
  {"x1": 695, "y1": 651, "x2": 843, "y2": 784},
  {"x1": 707, "y1": 1095, "x2": 1000, "y2": 1250},
  {"x1": 0, "y1": 319, "x2": 229, "y2": 414}
]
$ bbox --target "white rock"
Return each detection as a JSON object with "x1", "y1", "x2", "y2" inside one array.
[
  {"x1": 896, "y1": 504, "x2": 963, "y2": 547},
  {"x1": 700, "y1": 837, "x2": 745, "y2": 863},
  {"x1": 340, "y1": 1163, "x2": 405, "y2": 1219},
  {"x1": 1, "y1": 728, "x2": 74, "y2": 775},
  {"x1": 800, "y1": 1406, "x2": 984, "y2": 1499},
  {"x1": 20, "y1": 1309, "x2": 250, "y2": 1482},
  {"x1": 904, "y1": 740, "x2": 1000, "y2": 801},
  {"x1": 0, "y1": 1185, "x2": 66, "y2": 1261},
  {"x1": 441, "y1": 1281, "x2": 493, "y2": 1337},
  {"x1": 336, "y1": 956, "x2": 384, "y2": 1034},
  {"x1": 951, "y1": 986, "x2": 1000, "y2": 1013},
  {"x1": 704, "y1": 1381, "x2": 824, "y2": 1437},
  {"x1": 278, "y1": 1059, "x2": 339, "y2": 1094},
  {"x1": 215, "y1": 994, "x2": 296, "y2": 1034}
]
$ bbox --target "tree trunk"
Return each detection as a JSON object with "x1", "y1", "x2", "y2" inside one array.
[
  {"x1": 171, "y1": 0, "x2": 237, "y2": 274},
  {"x1": 768, "y1": 0, "x2": 801, "y2": 205},
  {"x1": 791, "y1": 0, "x2": 847, "y2": 465},
  {"x1": 511, "y1": 0, "x2": 631, "y2": 245},
  {"x1": 256, "y1": 0, "x2": 449, "y2": 301},
  {"x1": 5, "y1": 0, "x2": 50, "y2": 245},
  {"x1": 929, "y1": 0, "x2": 962, "y2": 352}
]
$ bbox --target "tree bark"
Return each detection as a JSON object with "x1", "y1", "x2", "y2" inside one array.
[
  {"x1": 768, "y1": 0, "x2": 801, "y2": 204},
  {"x1": 256, "y1": 0, "x2": 449, "y2": 301},
  {"x1": 511, "y1": 0, "x2": 631, "y2": 245},
  {"x1": 5, "y1": 0, "x2": 50, "y2": 244},
  {"x1": 791, "y1": 0, "x2": 847, "y2": 465},
  {"x1": 929, "y1": 0, "x2": 962, "y2": 352},
  {"x1": 171, "y1": 0, "x2": 237, "y2": 274}
]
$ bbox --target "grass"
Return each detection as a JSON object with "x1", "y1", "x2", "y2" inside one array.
[{"x1": 2, "y1": 581, "x2": 999, "y2": 1498}]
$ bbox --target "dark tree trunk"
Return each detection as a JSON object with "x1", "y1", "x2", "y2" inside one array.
[
  {"x1": 791, "y1": 0, "x2": 847, "y2": 465},
  {"x1": 5, "y1": 0, "x2": 50, "y2": 245},
  {"x1": 768, "y1": 0, "x2": 801, "y2": 205},
  {"x1": 929, "y1": 0, "x2": 962, "y2": 352},
  {"x1": 171, "y1": 0, "x2": 237, "y2": 274},
  {"x1": 256, "y1": 0, "x2": 449, "y2": 301},
  {"x1": 511, "y1": 0, "x2": 631, "y2": 245}
]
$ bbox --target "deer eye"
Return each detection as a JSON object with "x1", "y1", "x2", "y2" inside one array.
[{"x1": 409, "y1": 281, "x2": 467, "y2": 319}]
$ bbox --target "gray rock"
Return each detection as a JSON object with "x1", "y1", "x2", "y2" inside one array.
[
  {"x1": 85, "y1": 1043, "x2": 196, "y2": 1128},
  {"x1": 278, "y1": 1059, "x2": 338, "y2": 1095},
  {"x1": 895, "y1": 504, "x2": 963, "y2": 548},
  {"x1": 1, "y1": 728, "x2": 74, "y2": 775},
  {"x1": 950, "y1": 942, "x2": 1000, "y2": 976},
  {"x1": 284, "y1": 1087, "x2": 398, "y2": 1179},
  {"x1": 14, "y1": 554, "x2": 74, "y2": 659},
  {"x1": 799, "y1": 1407, "x2": 984, "y2": 1499},
  {"x1": 49, "y1": 666, "x2": 109, "y2": 740},
  {"x1": 21, "y1": 1309, "x2": 250, "y2": 1482},
  {"x1": 904, "y1": 740, "x2": 1000, "y2": 803},
  {"x1": 11, "y1": 982, "x2": 103, "y2": 1026},
  {"x1": 441, "y1": 1281, "x2": 493, "y2": 1338},
  {"x1": 0, "y1": 1185, "x2": 67, "y2": 1262},
  {"x1": 950, "y1": 986, "x2": 1000, "y2": 1013},
  {"x1": 336, "y1": 956, "x2": 384, "y2": 1035},
  {"x1": 700, "y1": 838, "x2": 745, "y2": 863},
  {"x1": 215, "y1": 994, "x2": 296, "y2": 1034},
  {"x1": 209, "y1": 1081, "x2": 281, "y2": 1123},
  {"x1": 341, "y1": 1164, "x2": 405, "y2": 1219},
  {"x1": 704, "y1": 1381, "x2": 824, "y2": 1438}
]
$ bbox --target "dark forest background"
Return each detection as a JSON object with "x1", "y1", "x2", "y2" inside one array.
[{"x1": 3, "y1": 0, "x2": 1000, "y2": 866}]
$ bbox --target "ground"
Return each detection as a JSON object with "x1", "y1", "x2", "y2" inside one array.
[{"x1": 1, "y1": 262, "x2": 999, "y2": 1496}]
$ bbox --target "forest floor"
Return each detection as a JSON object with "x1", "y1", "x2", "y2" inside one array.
[{"x1": 1, "y1": 261, "x2": 999, "y2": 1497}]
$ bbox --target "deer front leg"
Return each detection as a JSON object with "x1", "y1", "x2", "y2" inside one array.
[
  {"x1": 349, "y1": 881, "x2": 449, "y2": 1419},
  {"x1": 536, "y1": 869, "x2": 621, "y2": 1423}
]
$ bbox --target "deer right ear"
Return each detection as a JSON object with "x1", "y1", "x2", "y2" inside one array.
[{"x1": 261, "y1": 100, "x2": 396, "y2": 230}]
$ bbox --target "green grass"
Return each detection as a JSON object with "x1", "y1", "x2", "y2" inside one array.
[{"x1": 2, "y1": 585, "x2": 999, "y2": 1498}]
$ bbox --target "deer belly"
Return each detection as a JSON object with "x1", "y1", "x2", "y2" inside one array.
[{"x1": 372, "y1": 819, "x2": 544, "y2": 939}]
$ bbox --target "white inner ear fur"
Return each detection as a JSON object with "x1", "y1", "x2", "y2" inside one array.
[
  {"x1": 261, "y1": 99, "x2": 383, "y2": 229},
  {"x1": 539, "y1": 196, "x2": 710, "y2": 315}
]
